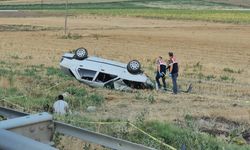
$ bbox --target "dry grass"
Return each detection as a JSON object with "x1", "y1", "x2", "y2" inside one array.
[{"x1": 0, "y1": 13, "x2": 249, "y2": 126}]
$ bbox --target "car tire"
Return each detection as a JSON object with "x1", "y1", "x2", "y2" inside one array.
[
  {"x1": 74, "y1": 47, "x2": 88, "y2": 60},
  {"x1": 127, "y1": 60, "x2": 141, "y2": 74}
]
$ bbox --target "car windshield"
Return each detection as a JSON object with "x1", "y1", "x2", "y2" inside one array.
[{"x1": 78, "y1": 68, "x2": 96, "y2": 81}]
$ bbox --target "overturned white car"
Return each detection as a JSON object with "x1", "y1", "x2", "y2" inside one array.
[{"x1": 60, "y1": 48, "x2": 154, "y2": 90}]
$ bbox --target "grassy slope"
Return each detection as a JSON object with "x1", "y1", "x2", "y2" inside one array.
[
  {"x1": 56, "y1": 114, "x2": 250, "y2": 150},
  {"x1": 0, "y1": 25, "x2": 249, "y2": 149}
]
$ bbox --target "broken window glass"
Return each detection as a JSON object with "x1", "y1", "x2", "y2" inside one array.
[
  {"x1": 95, "y1": 72, "x2": 117, "y2": 83},
  {"x1": 78, "y1": 68, "x2": 96, "y2": 81}
]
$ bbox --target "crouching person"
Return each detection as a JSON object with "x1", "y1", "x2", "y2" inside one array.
[{"x1": 53, "y1": 95, "x2": 69, "y2": 115}]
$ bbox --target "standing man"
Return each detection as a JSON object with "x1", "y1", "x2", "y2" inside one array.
[
  {"x1": 155, "y1": 56, "x2": 167, "y2": 90},
  {"x1": 168, "y1": 52, "x2": 179, "y2": 94},
  {"x1": 53, "y1": 95, "x2": 69, "y2": 115}
]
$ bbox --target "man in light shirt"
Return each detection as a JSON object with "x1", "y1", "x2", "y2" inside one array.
[{"x1": 53, "y1": 95, "x2": 69, "y2": 115}]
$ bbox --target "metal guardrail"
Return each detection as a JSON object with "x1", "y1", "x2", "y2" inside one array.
[
  {"x1": 0, "y1": 112, "x2": 54, "y2": 144},
  {"x1": 0, "y1": 107, "x2": 28, "y2": 119},
  {"x1": 55, "y1": 121, "x2": 155, "y2": 150},
  {"x1": 0, "y1": 112, "x2": 52, "y2": 129},
  {"x1": 0, "y1": 106, "x2": 157, "y2": 150},
  {"x1": 0, "y1": 129, "x2": 57, "y2": 150}
]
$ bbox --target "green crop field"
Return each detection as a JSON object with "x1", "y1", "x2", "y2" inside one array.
[
  {"x1": 1, "y1": 0, "x2": 250, "y2": 8},
  {"x1": 1, "y1": 0, "x2": 250, "y2": 9},
  {"x1": 0, "y1": 0, "x2": 250, "y2": 24},
  {"x1": 69, "y1": 9, "x2": 250, "y2": 24}
]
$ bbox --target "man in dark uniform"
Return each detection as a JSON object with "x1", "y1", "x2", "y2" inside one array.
[
  {"x1": 155, "y1": 56, "x2": 167, "y2": 90},
  {"x1": 168, "y1": 52, "x2": 179, "y2": 94}
]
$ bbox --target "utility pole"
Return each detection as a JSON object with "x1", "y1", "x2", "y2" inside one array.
[
  {"x1": 41, "y1": 0, "x2": 43, "y2": 9},
  {"x1": 64, "y1": 0, "x2": 68, "y2": 35}
]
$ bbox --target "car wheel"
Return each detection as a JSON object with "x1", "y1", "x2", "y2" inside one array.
[
  {"x1": 127, "y1": 60, "x2": 141, "y2": 74},
  {"x1": 74, "y1": 47, "x2": 88, "y2": 60}
]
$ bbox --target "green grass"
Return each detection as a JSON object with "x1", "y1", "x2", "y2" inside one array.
[
  {"x1": 223, "y1": 67, "x2": 244, "y2": 74},
  {"x1": 140, "y1": 121, "x2": 250, "y2": 150},
  {"x1": 0, "y1": 86, "x2": 45, "y2": 111},
  {"x1": 46, "y1": 66, "x2": 72, "y2": 80},
  {"x1": 0, "y1": 68, "x2": 104, "y2": 112},
  {"x1": 58, "y1": 86, "x2": 104, "y2": 109},
  {"x1": 220, "y1": 75, "x2": 235, "y2": 82},
  {"x1": 0, "y1": 68, "x2": 13, "y2": 77},
  {"x1": 23, "y1": 68, "x2": 38, "y2": 77},
  {"x1": 59, "y1": 33, "x2": 83, "y2": 40},
  {"x1": 0, "y1": 60, "x2": 105, "y2": 111},
  {"x1": 66, "y1": 87, "x2": 87, "y2": 97},
  {"x1": 69, "y1": 8, "x2": 250, "y2": 24}
]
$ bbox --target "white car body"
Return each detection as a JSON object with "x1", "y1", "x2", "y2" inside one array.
[{"x1": 60, "y1": 53, "x2": 154, "y2": 90}]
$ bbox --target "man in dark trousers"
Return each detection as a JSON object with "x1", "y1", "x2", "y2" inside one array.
[
  {"x1": 168, "y1": 52, "x2": 179, "y2": 94},
  {"x1": 155, "y1": 56, "x2": 167, "y2": 90}
]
